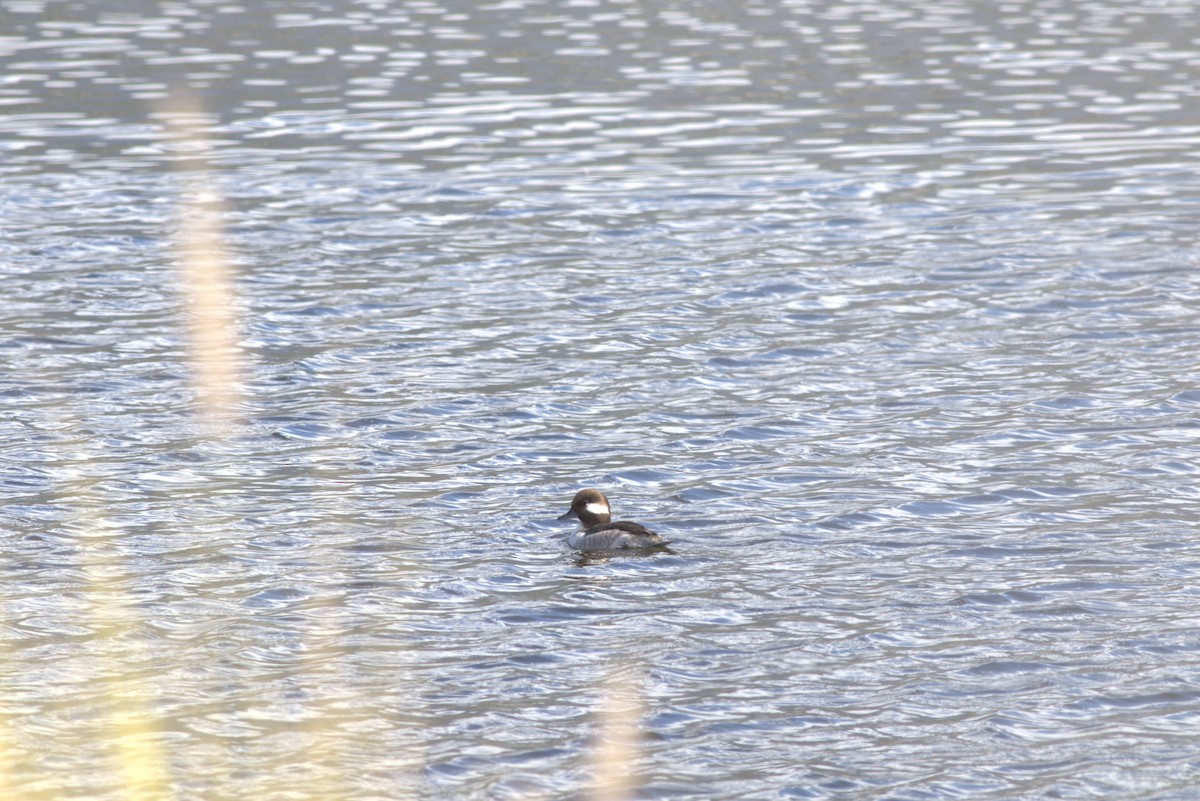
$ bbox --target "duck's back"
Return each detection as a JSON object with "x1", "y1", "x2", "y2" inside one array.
[{"x1": 569, "y1": 520, "x2": 667, "y2": 550}]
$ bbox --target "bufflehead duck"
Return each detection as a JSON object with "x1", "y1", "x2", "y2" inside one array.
[{"x1": 557, "y1": 488, "x2": 668, "y2": 550}]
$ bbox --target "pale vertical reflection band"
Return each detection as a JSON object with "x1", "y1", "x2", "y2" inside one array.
[{"x1": 164, "y1": 98, "x2": 246, "y2": 427}]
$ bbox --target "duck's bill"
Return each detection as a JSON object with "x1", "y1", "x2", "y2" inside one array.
[{"x1": 557, "y1": 508, "x2": 578, "y2": 521}]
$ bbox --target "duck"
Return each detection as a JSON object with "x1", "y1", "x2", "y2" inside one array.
[{"x1": 557, "y1": 488, "x2": 668, "y2": 550}]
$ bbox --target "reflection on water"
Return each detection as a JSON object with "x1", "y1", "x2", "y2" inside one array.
[{"x1": 4, "y1": 0, "x2": 1200, "y2": 798}]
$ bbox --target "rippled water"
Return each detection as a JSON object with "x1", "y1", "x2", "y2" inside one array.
[{"x1": 5, "y1": 0, "x2": 1200, "y2": 798}]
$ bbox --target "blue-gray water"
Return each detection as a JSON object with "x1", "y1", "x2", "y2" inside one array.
[{"x1": 4, "y1": 1, "x2": 1200, "y2": 798}]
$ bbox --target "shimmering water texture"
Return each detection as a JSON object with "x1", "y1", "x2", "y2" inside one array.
[{"x1": 4, "y1": 0, "x2": 1200, "y2": 799}]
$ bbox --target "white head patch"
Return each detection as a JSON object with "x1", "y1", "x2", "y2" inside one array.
[{"x1": 585, "y1": 502, "x2": 610, "y2": 516}]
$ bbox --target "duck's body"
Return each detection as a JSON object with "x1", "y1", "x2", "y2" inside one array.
[{"x1": 558, "y1": 488, "x2": 668, "y2": 550}]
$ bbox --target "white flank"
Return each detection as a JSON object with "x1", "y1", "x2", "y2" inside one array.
[{"x1": 585, "y1": 502, "x2": 610, "y2": 516}]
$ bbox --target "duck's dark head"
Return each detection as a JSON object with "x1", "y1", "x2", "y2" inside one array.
[{"x1": 558, "y1": 488, "x2": 612, "y2": 528}]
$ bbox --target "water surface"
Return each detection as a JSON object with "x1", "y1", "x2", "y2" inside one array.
[{"x1": 4, "y1": 1, "x2": 1200, "y2": 798}]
